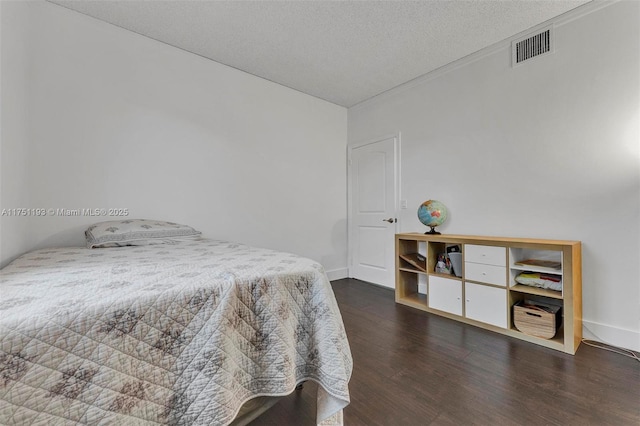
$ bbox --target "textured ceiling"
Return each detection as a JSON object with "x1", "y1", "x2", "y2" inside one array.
[{"x1": 49, "y1": 0, "x2": 592, "y2": 107}]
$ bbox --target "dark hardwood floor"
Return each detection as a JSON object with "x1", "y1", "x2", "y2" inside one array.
[{"x1": 252, "y1": 278, "x2": 640, "y2": 425}]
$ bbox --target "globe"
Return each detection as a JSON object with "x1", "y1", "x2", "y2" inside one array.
[{"x1": 417, "y1": 200, "x2": 448, "y2": 234}]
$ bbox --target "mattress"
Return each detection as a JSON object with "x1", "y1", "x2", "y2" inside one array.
[{"x1": 0, "y1": 239, "x2": 352, "y2": 425}]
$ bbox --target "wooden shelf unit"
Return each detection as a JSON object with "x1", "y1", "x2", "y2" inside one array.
[{"x1": 395, "y1": 233, "x2": 582, "y2": 354}]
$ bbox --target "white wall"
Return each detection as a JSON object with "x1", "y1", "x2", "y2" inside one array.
[
  {"x1": 349, "y1": 1, "x2": 640, "y2": 350},
  {"x1": 0, "y1": 1, "x2": 32, "y2": 265},
  {"x1": 0, "y1": 1, "x2": 348, "y2": 277}
]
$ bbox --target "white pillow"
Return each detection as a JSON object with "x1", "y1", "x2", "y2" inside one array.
[{"x1": 85, "y1": 219, "x2": 201, "y2": 248}]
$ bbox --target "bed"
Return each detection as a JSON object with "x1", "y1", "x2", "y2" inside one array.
[{"x1": 0, "y1": 228, "x2": 352, "y2": 425}]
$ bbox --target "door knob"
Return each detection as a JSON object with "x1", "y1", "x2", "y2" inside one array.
[{"x1": 382, "y1": 218, "x2": 396, "y2": 223}]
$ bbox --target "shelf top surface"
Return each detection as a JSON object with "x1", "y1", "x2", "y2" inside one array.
[{"x1": 396, "y1": 233, "x2": 581, "y2": 246}]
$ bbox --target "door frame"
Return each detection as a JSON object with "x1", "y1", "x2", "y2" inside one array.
[{"x1": 347, "y1": 133, "x2": 401, "y2": 281}]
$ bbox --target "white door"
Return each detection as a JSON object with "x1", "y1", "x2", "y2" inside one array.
[
  {"x1": 348, "y1": 136, "x2": 398, "y2": 288},
  {"x1": 428, "y1": 276, "x2": 463, "y2": 315},
  {"x1": 465, "y1": 282, "x2": 508, "y2": 328}
]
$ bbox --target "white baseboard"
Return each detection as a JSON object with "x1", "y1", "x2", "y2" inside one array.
[
  {"x1": 582, "y1": 320, "x2": 640, "y2": 352},
  {"x1": 326, "y1": 268, "x2": 348, "y2": 281}
]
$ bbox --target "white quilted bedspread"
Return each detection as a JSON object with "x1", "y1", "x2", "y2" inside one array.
[{"x1": 0, "y1": 239, "x2": 352, "y2": 425}]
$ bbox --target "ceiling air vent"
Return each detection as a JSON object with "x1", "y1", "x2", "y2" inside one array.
[{"x1": 512, "y1": 26, "x2": 553, "y2": 67}]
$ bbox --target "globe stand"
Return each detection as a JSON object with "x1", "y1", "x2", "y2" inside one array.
[{"x1": 425, "y1": 226, "x2": 441, "y2": 235}]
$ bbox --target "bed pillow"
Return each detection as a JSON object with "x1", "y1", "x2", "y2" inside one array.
[{"x1": 85, "y1": 219, "x2": 202, "y2": 248}]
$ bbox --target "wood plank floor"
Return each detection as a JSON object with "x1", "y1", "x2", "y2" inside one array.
[{"x1": 252, "y1": 278, "x2": 640, "y2": 425}]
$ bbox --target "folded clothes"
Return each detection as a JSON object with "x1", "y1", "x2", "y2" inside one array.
[{"x1": 515, "y1": 272, "x2": 562, "y2": 292}]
